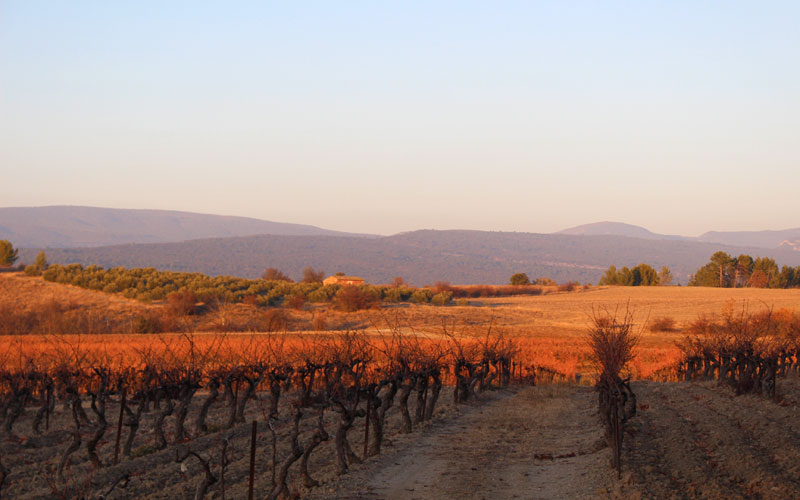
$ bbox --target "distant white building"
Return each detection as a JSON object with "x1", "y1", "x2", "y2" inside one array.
[{"x1": 323, "y1": 275, "x2": 365, "y2": 286}]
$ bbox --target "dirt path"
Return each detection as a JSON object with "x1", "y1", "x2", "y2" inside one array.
[{"x1": 312, "y1": 385, "x2": 614, "y2": 500}]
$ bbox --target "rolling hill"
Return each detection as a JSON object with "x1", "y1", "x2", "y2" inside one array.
[
  {"x1": 0, "y1": 206, "x2": 374, "y2": 247},
  {"x1": 18, "y1": 230, "x2": 800, "y2": 285},
  {"x1": 558, "y1": 221, "x2": 800, "y2": 249},
  {"x1": 556, "y1": 222, "x2": 686, "y2": 241},
  {"x1": 696, "y1": 228, "x2": 800, "y2": 249}
]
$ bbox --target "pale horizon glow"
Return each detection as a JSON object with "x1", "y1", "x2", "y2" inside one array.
[{"x1": 1, "y1": 1, "x2": 799, "y2": 237}]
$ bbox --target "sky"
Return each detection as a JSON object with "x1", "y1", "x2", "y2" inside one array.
[{"x1": 1, "y1": 1, "x2": 798, "y2": 236}]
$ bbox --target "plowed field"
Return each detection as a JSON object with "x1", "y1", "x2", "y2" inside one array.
[{"x1": 623, "y1": 378, "x2": 800, "y2": 500}]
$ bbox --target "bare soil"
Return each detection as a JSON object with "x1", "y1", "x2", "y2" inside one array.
[
  {"x1": 622, "y1": 377, "x2": 800, "y2": 500},
  {"x1": 307, "y1": 377, "x2": 800, "y2": 500},
  {"x1": 309, "y1": 385, "x2": 613, "y2": 500}
]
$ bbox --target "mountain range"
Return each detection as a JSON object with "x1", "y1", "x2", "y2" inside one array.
[
  {"x1": 557, "y1": 222, "x2": 800, "y2": 250},
  {"x1": 6, "y1": 207, "x2": 800, "y2": 285},
  {"x1": 0, "y1": 206, "x2": 372, "y2": 247}
]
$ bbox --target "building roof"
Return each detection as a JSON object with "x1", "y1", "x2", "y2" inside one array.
[{"x1": 325, "y1": 275, "x2": 365, "y2": 282}]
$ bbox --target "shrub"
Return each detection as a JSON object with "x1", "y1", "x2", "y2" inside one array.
[
  {"x1": 312, "y1": 313, "x2": 327, "y2": 331},
  {"x1": 262, "y1": 267, "x2": 293, "y2": 282},
  {"x1": 133, "y1": 312, "x2": 165, "y2": 334},
  {"x1": 447, "y1": 285, "x2": 542, "y2": 298},
  {"x1": 649, "y1": 316, "x2": 677, "y2": 332},
  {"x1": 308, "y1": 285, "x2": 339, "y2": 302},
  {"x1": 166, "y1": 290, "x2": 197, "y2": 316},
  {"x1": 285, "y1": 294, "x2": 306, "y2": 310},
  {"x1": 332, "y1": 285, "x2": 377, "y2": 312},
  {"x1": 260, "y1": 309, "x2": 289, "y2": 332},
  {"x1": 558, "y1": 282, "x2": 577, "y2": 292},
  {"x1": 456, "y1": 298, "x2": 470, "y2": 306},
  {"x1": 686, "y1": 314, "x2": 722, "y2": 335},
  {"x1": 431, "y1": 291, "x2": 453, "y2": 306},
  {"x1": 587, "y1": 309, "x2": 639, "y2": 378},
  {"x1": 384, "y1": 286, "x2": 413, "y2": 302},
  {"x1": 208, "y1": 302, "x2": 246, "y2": 332},
  {"x1": 509, "y1": 273, "x2": 530, "y2": 285},
  {"x1": 410, "y1": 288, "x2": 433, "y2": 304},
  {"x1": 301, "y1": 266, "x2": 325, "y2": 284},
  {"x1": 432, "y1": 281, "x2": 454, "y2": 294}
]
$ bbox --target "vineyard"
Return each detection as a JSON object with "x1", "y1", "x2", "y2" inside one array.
[{"x1": 0, "y1": 323, "x2": 561, "y2": 499}]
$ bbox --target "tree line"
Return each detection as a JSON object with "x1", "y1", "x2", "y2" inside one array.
[
  {"x1": 689, "y1": 251, "x2": 800, "y2": 288},
  {"x1": 598, "y1": 264, "x2": 673, "y2": 286}
]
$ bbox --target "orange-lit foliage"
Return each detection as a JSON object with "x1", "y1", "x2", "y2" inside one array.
[{"x1": 0, "y1": 328, "x2": 685, "y2": 385}]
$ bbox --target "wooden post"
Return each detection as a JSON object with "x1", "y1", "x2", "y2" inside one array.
[
  {"x1": 363, "y1": 396, "x2": 371, "y2": 458},
  {"x1": 113, "y1": 391, "x2": 126, "y2": 465},
  {"x1": 221, "y1": 438, "x2": 228, "y2": 500},
  {"x1": 248, "y1": 420, "x2": 257, "y2": 500},
  {"x1": 45, "y1": 393, "x2": 50, "y2": 431}
]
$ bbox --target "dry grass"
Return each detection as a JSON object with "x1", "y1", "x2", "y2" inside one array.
[{"x1": 4, "y1": 273, "x2": 800, "y2": 382}]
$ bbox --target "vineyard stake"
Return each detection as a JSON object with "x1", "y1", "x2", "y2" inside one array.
[
  {"x1": 248, "y1": 420, "x2": 257, "y2": 500},
  {"x1": 113, "y1": 390, "x2": 126, "y2": 465},
  {"x1": 221, "y1": 437, "x2": 228, "y2": 500},
  {"x1": 363, "y1": 396, "x2": 371, "y2": 457},
  {"x1": 45, "y1": 391, "x2": 50, "y2": 431}
]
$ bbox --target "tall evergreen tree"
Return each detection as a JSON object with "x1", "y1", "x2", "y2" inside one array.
[
  {"x1": 0, "y1": 240, "x2": 18, "y2": 266},
  {"x1": 733, "y1": 254, "x2": 754, "y2": 288},
  {"x1": 690, "y1": 252, "x2": 735, "y2": 287},
  {"x1": 631, "y1": 263, "x2": 659, "y2": 286},
  {"x1": 775, "y1": 266, "x2": 796, "y2": 289}
]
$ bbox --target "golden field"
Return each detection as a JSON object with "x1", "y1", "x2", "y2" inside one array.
[{"x1": 3, "y1": 273, "x2": 800, "y2": 381}]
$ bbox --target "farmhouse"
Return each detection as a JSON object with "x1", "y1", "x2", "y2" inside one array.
[{"x1": 323, "y1": 275, "x2": 366, "y2": 286}]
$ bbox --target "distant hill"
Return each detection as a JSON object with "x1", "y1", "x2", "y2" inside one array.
[
  {"x1": 557, "y1": 222, "x2": 686, "y2": 241},
  {"x1": 19, "y1": 230, "x2": 800, "y2": 286},
  {"x1": 697, "y1": 228, "x2": 800, "y2": 249},
  {"x1": 0, "y1": 206, "x2": 374, "y2": 247},
  {"x1": 558, "y1": 221, "x2": 800, "y2": 249}
]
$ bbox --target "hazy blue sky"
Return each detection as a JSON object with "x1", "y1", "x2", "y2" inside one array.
[{"x1": 1, "y1": 1, "x2": 798, "y2": 236}]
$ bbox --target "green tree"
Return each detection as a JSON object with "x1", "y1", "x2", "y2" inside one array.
[
  {"x1": 733, "y1": 254, "x2": 754, "y2": 288},
  {"x1": 34, "y1": 250, "x2": 48, "y2": 270},
  {"x1": 631, "y1": 263, "x2": 659, "y2": 286},
  {"x1": 599, "y1": 264, "x2": 659, "y2": 286},
  {"x1": 24, "y1": 251, "x2": 49, "y2": 276},
  {"x1": 598, "y1": 266, "x2": 619, "y2": 286},
  {"x1": 617, "y1": 266, "x2": 634, "y2": 286},
  {"x1": 0, "y1": 240, "x2": 18, "y2": 266},
  {"x1": 509, "y1": 272, "x2": 530, "y2": 285},
  {"x1": 775, "y1": 266, "x2": 796, "y2": 289},
  {"x1": 690, "y1": 252, "x2": 735, "y2": 287}
]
